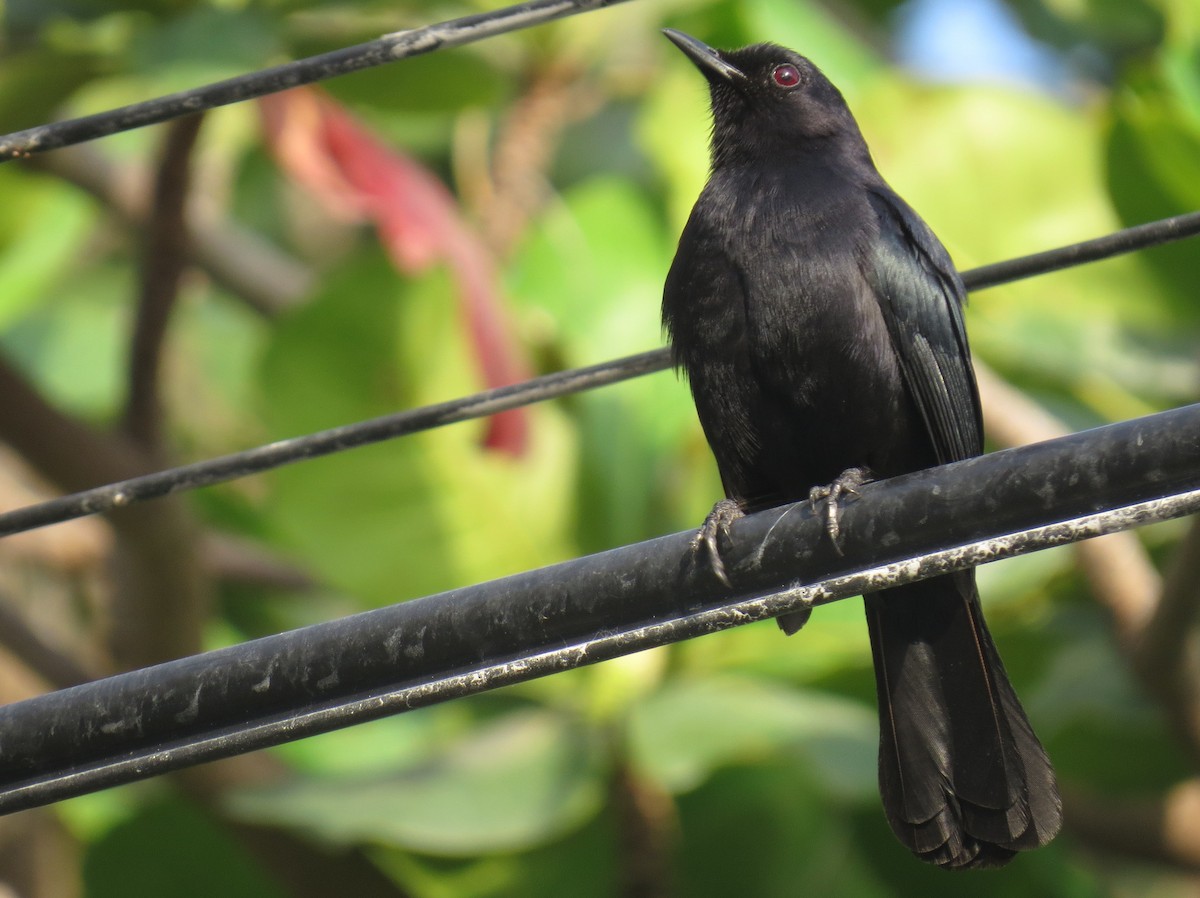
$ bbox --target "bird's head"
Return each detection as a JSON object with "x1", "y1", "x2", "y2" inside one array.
[{"x1": 662, "y1": 29, "x2": 866, "y2": 168}]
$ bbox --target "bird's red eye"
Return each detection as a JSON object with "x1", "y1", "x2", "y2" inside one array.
[{"x1": 771, "y1": 64, "x2": 801, "y2": 88}]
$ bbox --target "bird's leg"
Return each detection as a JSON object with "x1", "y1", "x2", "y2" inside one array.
[
  {"x1": 692, "y1": 498, "x2": 745, "y2": 586},
  {"x1": 808, "y1": 467, "x2": 871, "y2": 555}
]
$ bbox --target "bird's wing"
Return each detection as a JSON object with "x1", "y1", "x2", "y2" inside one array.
[
  {"x1": 663, "y1": 204, "x2": 763, "y2": 499},
  {"x1": 864, "y1": 189, "x2": 983, "y2": 463}
]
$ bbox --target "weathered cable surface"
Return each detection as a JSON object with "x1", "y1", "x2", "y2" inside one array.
[{"x1": 0, "y1": 403, "x2": 1195, "y2": 815}]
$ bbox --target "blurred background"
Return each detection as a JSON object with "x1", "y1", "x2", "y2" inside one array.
[{"x1": 0, "y1": 0, "x2": 1197, "y2": 895}]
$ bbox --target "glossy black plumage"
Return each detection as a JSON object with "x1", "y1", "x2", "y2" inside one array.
[{"x1": 661, "y1": 30, "x2": 1061, "y2": 869}]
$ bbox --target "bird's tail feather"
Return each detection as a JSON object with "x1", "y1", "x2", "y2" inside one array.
[{"x1": 864, "y1": 572, "x2": 1061, "y2": 869}]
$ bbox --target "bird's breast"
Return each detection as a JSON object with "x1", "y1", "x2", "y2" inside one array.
[
  {"x1": 720, "y1": 192, "x2": 889, "y2": 381},
  {"x1": 701, "y1": 172, "x2": 914, "y2": 482}
]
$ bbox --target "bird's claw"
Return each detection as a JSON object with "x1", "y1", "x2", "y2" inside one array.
[
  {"x1": 692, "y1": 498, "x2": 744, "y2": 585},
  {"x1": 808, "y1": 467, "x2": 870, "y2": 555}
]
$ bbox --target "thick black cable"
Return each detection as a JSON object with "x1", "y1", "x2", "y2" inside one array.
[
  {"x1": 0, "y1": 403, "x2": 1196, "y2": 815},
  {"x1": 0, "y1": 211, "x2": 1197, "y2": 539},
  {"x1": 0, "y1": 0, "x2": 634, "y2": 161}
]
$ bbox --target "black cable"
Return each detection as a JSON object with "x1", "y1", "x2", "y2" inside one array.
[
  {"x1": 0, "y1": 350, "x2": 669, "y2": 537},
  {"x1": 0, "y1": 211, "x2": 1198, "y2": 539},
  {"x1": 963, "y1": 209, "x2": 1200, "y2": 289},
  {"x1": 0, "y1": 403, "x2": 1196, "y2": 815},
  {"x1": 0, "y1": 0, "x2": 634, "y2": 161}
]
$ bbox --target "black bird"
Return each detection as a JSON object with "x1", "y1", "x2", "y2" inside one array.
[{"x1": 661, "y1": 29, "x2": 1061, "y2": 869}]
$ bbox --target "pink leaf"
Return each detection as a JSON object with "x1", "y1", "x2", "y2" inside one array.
[{"x1": 260, "y1": 88, "x2": 530, "y2": 456}]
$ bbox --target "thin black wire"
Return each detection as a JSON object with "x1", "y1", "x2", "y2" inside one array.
[
  {"x1": 0, "y1": 210, "x2": 1198, "y2": 538},
  {"x1": 0, "y1": 349, "x2": 668, "y2": 537},
  {"x1": 963, "y1": 209, "x2": 1200, "y2": 288},
  {"x1": 0, "y1": 0, "x2": 634, "y2": 161}
]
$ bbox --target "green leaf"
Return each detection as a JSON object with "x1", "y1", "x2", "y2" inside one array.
[
  {"x1": 130, "y1": 7, "x2": 282, "y2": 83},
  {"x1": 509, "y1": 176, "x2": 699, "y2": 549},
  {"x1": 0, "y1": 175, "x2": 94, "y2": 330},
  {"x1": 509, "y1": 175, "x2": 668, "y2": 363},
  {"x1": 628, "y1": 676, "x2": 877, "y2": 799},
  {"x1": 84, "y1": 798, "x2": 286, "y2": 898},
  {"x1": 849, "y1": 793, "x2": 1099, "y2": 897},
  {"x1": 258, "y1": 253, "x2": 456, "y2": 600},
  {"x1": 636, "y1": 64, "x2": 713, "y2": 231},
  {"x1": 270, "y1": 700, "x2": 478, "y2": 777},
  {"x1": 1105, "y1": 77, "x2": 1200, "y2": 319},
  {"x1": 373, "y1": 809, "x2": 616, "y2": 898},
  {"x1": 848, "y1": 81, "x2": 1179, "y2": 414},
  {"x1": 676, "y1": 763, "x2": 888, "y2": 898},
  {"x1": 1032, "y1": 619, "x2": 1192, "y2": 791},
  {"x1": 259, "y1": 251, "x2": 576, "y2": 602},
  {"x1": 739, "y1": 0, "x2": 885, "y2": 95},
  {"x1": 0, "y1": 47, "x2": 105, "y2": 133},
  {"x1": 326, "y1": 47, "x2": 508, "y2": 116},
  {"x1": 229, "y1": 710, "x2": 606, "y2": 855},
  {"x1": 0, "y1": 263, "x2": 128, "y2": 420},
  {"x1": 976, "y1": 543, "x2": 1074, "y2": 607}
]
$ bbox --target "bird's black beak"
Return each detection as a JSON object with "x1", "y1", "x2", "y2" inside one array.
[{"x1": 662, "y1": 29, "x2": 746, "y2": 84}]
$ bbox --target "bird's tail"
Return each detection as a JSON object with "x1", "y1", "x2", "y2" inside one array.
[{"x1": 863, "y1": 571, "x2": 1062, "y2": 869}]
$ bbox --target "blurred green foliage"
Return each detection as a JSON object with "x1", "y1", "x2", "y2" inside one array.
[{"x1": 1, "y1": 0, "x2": 1198, "y2": 895}]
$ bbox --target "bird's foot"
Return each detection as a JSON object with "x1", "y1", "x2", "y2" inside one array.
[
  {"x1": 692, "y1": 498, "x2": 745, "y2": 586},
  {"x1": 808, "y1": 467, "x2": 871, "y2": 555}
]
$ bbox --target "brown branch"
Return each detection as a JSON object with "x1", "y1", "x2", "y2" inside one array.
[
  {"x1": 207, "y1": 818, "x2": 412, "y2": 898},
  {"x1": 978, "y1": 361, "x2": 1200, "y2": 769},
  {"x1": 0, "y1": 339, "x2": 206, "y2": 669},
  {"x1": 0, "y1": 355, "x2": 147, "y2": 493},
  {"x1": 0, "y1": 450, "x2": 111, "y2": 685},
  {"x1": 981, "y1": 366, "x2": 1200, "y2": 873},
  {"x1": 122, "y1": 115, "x2": 205, "y2": 453},
  {"x1": 612, "y1": 758, "x2": 676, "y2": 898},
  {"x1": 203, "y1": 533, "x2": 317, "y2": 592},
  {"x1": 1147, "y1": 519, "x2": 1200, "y2": 662},
  {"x1": 0, "y1": 316, "x2": 397, "y2": 898},
  {"x1": 9, "y1": 134, "x2": 405, "y2": 891},
  {"x1": 1133, "y1": 518, "x2": 1200, "y2": 760},
  {"x1": 104, "y1": 503, "x2": 208, "y2": 668},
  {"x1": 0, "y1": 808, "x2": 81, "y2": 898},
  {"x1": 1066, "y1": 782, "x2": 1200, "y2": 871},
  {"x1": 0, "y1": 596, "x2": 95, "y2": 689},
  {"x1": 975, "y1": 361, "x2": 1160, "y2": 643},
  {"x1": 9, "y1": 130, "x2": 416, "y2": 898}
]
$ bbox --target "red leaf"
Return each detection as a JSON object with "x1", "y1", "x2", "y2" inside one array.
[{"x1": 260, "y1": 88, "x2": 530, "y2": 456}]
